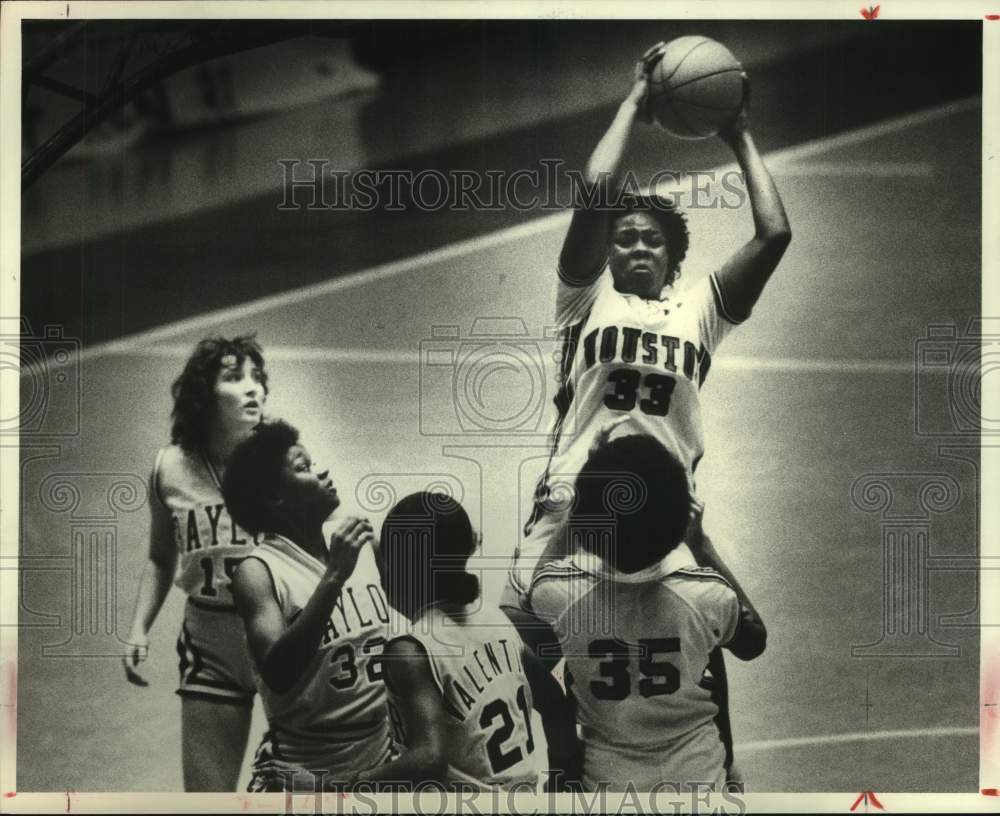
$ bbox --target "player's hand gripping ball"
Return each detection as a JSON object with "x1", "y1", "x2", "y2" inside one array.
[{"x1": 643, "y1": 36, "x2": 746, "y2": 139}]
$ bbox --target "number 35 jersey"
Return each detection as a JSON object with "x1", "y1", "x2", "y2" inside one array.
[
  {"x1": 530, "y1": 545, "x2": 740, "y2": 790},
  {"x1": 245, "y1": 535, "x2": 393, "y2": 776},
  {"x1": 386, "y1": 603, "x2": 548, "y2": 790}
]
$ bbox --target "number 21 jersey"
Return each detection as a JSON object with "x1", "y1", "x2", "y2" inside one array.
[{"x1": 386, "y1": 603, "x2": 547, "y2": 790}]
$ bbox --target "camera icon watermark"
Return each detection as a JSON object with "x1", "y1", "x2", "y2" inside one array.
[
  {"x1": 0, "y1": 317, "x2": 81, "y2": 437},
  {"x1": 418, "y1": 318, "x2": 574, "y2": 438},
  {"x1": 914, "y1": 318, "x2": 1000, "y2": 436}
]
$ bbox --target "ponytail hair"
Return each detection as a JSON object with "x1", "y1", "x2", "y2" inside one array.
[
  {"x1": 380, "y1": 491, "x2": 480, "y2": 613},
  {"x1": 435, "y1": 570, "x2": 480, "y2": 606}
]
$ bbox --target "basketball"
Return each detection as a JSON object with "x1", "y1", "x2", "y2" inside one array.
[{"x1": 646, "y1": 36, "x2": 745, "y2": 139}]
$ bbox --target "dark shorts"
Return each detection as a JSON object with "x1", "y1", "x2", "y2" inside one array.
[{"x1": 175, "y1": 598, "x2": 256, "y2": 706}]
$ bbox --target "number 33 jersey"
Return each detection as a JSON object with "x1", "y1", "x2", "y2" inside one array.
[
  {"x1": 530, "y1": 545, "x2": 741, "y2": 791},
  {"x1": 551, "y1": 268, "x2": 740, "y2": 494},
  {"x1": 245, "y1": 535, "x2": 393, "y2": 777},
  {"x1": 386, "y1": 603, "x2": 548, "y2": 790},
  {"x1": 511, "y1": 270, "x2": 742, "y2": 597}
]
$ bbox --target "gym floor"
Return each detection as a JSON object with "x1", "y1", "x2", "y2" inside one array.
[{"x1": 16, "y1": 93, "x2": 982, "y2": 793}]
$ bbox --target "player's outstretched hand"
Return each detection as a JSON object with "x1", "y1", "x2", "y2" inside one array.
[
  {"x1": 629, "y1": 40, "x2": 667, "y2": 124},
  {"x1": 122, "y1": 634, "x2": 150, "y2": 687},
  {"x1": 719, "y1": 71, "x2": 750, "y2": 144},
  {"x1": 326, "y1": 515, "x2": 373, "y2": 582}
]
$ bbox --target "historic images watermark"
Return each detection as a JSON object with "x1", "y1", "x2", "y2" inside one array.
[
  {"x1": 418, "y1": 319, "x2": 569, "y2": 440},
  {"x1": 1, "y1": 317, "x2": 81, "y2": 438},
  {"x1": 848, "y1": 319, "x2": 995, "y2": 658},
  {"x1": 3, "y1": 318, "x2": 148, "y2": 657},
  {"x1": 274, "y1": 776, "x2": 748, "y2": 815},
  {"x1": 277, "y1": 159, "x2": 748, "y2": 213}
]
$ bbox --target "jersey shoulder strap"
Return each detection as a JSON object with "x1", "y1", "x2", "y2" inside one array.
[{"x1": 673, "y1": 566, "x2": 734, "y2": 589}]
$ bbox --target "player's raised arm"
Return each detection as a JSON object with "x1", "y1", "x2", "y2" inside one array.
[
  {"x1": 559, "y1": 48, "x2": 664, "y2": 283},
  {"x1": 232, "y1": 516, "x2": 369, "y2": 694},
  {"x1": 687, "y1": 531, "x2": 767, "y2": 661},
  {"x1": 714, "y1": 80, "x2": 792, "y2": 321}
]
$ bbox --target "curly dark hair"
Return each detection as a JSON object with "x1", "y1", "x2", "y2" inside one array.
[
  {"x1": 221, "y1": 419, "x2": 299, "y2": 537},
  {"x1": 570, "y1": 433, "x2": 691, "y2": 573},
  {"x1": 607, "y1": 193, "x2": 690, "y2": 283},
  {"x1": 379, "y1": 491, "x2": 480, "y2": 613},
  {"x1": 170, "y1": 335, "x2": 269, "y2": 453}
]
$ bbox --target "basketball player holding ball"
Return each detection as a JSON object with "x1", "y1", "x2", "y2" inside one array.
[{"x1": 500, "y1": 39, "x2": 791, "y2": 784}]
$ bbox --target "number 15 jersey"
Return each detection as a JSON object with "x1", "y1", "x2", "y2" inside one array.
[{"x1": 511, "y1": 269, "x2": 743, "y2": 599}]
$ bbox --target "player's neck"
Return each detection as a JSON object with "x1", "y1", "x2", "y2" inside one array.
[
  {"x1": 203, "y1": 433, "x2": 235, "y2": 478},
  {"x1": 274, "y1": 519, "x2": 327, "y2": 563}
]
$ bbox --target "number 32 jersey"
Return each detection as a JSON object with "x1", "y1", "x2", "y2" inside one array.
[{"x1": 246, "y1": 535, "x2": 393, "y2": 776}]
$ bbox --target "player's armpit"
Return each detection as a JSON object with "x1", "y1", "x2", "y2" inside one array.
[
  {"x1": 723, "y1": 603, "x2": 767, "y2": 661},
  {"x1": 147, "y1": 469, "x2": 178, "y2": 570}
]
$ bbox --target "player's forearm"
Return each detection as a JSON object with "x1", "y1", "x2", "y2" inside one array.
[
  {"x1": 354, "y1": 745, "x2": 448, "y2": 787},
  {"x1": 261, "y1": 574, "x2": 346, "y2": 692},
  {"x1": 689, "y1": 536, "x2": 761, "y2": 621},
  {"x1": 583, "y1": 98, "x2": 642, "y2": 191},
  {"x1": 690, "y1": 538, "x2": 766, "y2": 659},
  {"x1": 727, "y1": 129, "x2": 791, "y2": 242},
  {"x1": 127, "y1": 557, "x2": 174, "y2": 638}
]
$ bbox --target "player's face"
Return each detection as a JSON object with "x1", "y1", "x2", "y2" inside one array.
[
  {"x1": 278, "y1": 444, "x2": 340, "y2": 520},
  {"x1": 213, "y1": 355, "x2": 266, "y2": 435},
  {"x1": 608, "y1": 212, "x2": 671, "y2": 298}
]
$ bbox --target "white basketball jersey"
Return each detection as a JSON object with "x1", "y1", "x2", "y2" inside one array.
[
  {"x1": 247, "y1": 535, "x2": 392, "y2": 775},
  {"x1": 386, "y1": 603, "x2": 548, "y2": 790},
  {"x1": 530, "y1": 544, "x2": 740, "y2": 791},
  {"x1": 153, "y1": 444, "x2": 261, "y2": 607},
  {"x1": 525, "y1": 269, "x2": 741, "y2": 537}
]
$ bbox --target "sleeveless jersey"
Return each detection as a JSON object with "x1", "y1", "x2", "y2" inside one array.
[
  {"x1": 246, "y1": 535, "x2": 393, "y2": 776},
  {"x1": 511, "y1": 269, "x2": 743, "y2": 596},
  {"x1": 386, "y1": 603, "x2": 548, "y2": 791},
  {"x1": 529, "y1": 544, "x2": 740, "y2": 791},
  {"x1": 153, "y1": 444, "x2": 260, "y2": 608}
]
